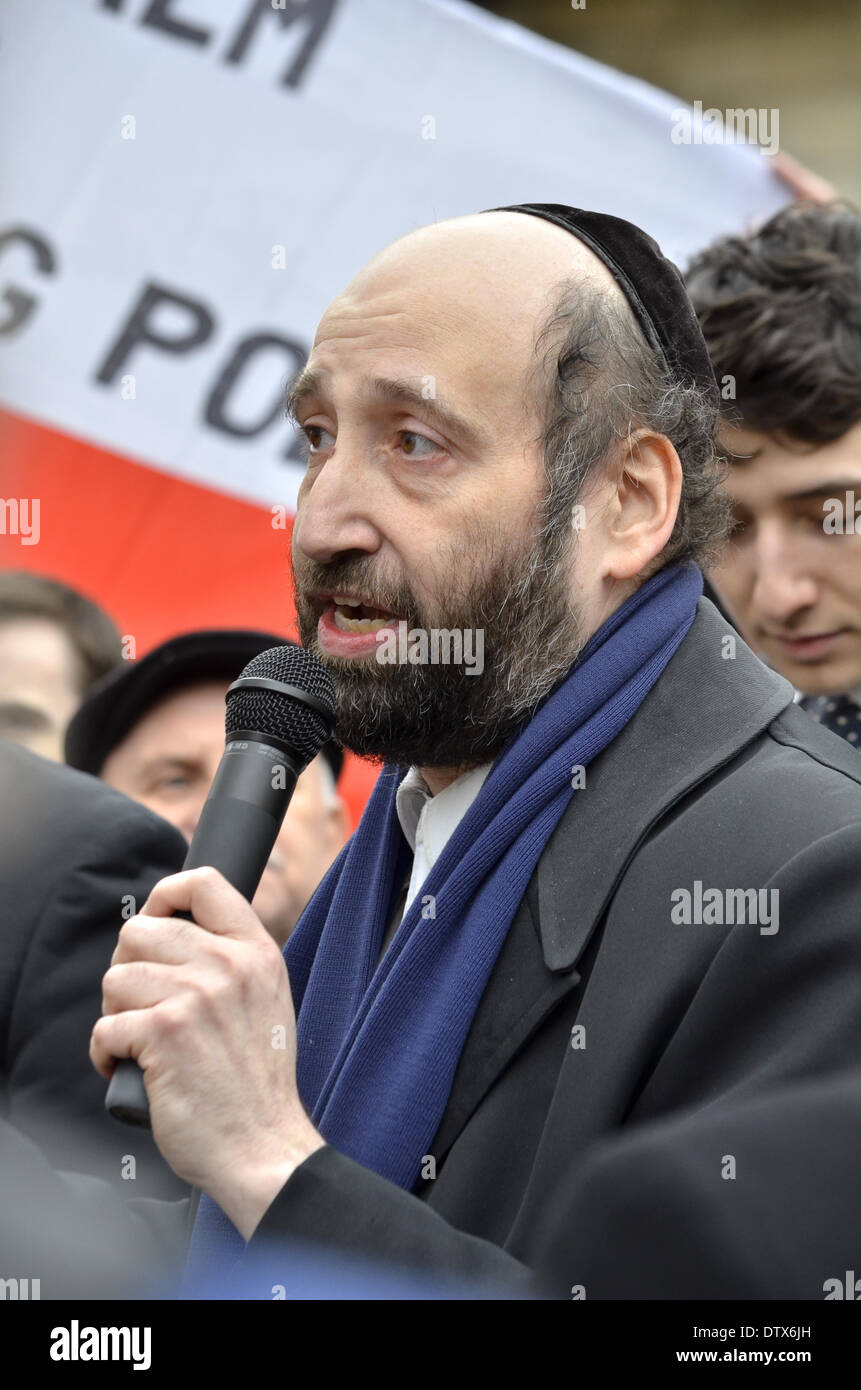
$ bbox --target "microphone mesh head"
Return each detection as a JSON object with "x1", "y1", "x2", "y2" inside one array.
[{"x1": 226, "y1": 644, "x2": 337, "y2": 765}]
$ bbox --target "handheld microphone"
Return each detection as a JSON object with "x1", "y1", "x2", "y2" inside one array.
[{"x1": 105, "y1": 643, "x2": 337, "y2": 1128}]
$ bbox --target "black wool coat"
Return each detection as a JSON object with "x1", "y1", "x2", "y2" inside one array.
[{"x1": 240, "y1": 598, "x2": 861, "y2": 1297}]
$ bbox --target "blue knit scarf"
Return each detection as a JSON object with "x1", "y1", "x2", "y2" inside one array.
[{"x1": 185, "y1": 562, "x2": 702, "y2": 1280}]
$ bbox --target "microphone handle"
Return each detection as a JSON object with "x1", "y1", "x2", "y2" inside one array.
[{"x1": 106, "y1": 738, "x2": 300, "y2": 1128}]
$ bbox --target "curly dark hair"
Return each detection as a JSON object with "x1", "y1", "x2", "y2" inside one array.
[
  {"x1": 531, "y1": 276, "x2": 731, "y2": 573},
  {"x1": 685, "y1": 201, "x2": 861, "y2": 446}
]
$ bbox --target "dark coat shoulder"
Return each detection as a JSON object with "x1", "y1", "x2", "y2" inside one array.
[{"x1": 0, "y1": 740, "x2": 188, "y2": 1197}]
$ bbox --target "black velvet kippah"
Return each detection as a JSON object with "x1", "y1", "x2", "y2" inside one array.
[{"x1": 485, "y1": 202, "x2": 720, "y2": 411}]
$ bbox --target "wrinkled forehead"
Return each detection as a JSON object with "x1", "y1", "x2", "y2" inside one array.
[{"x1": 307, "y1": 214, "x2": 616, "y2": 420}]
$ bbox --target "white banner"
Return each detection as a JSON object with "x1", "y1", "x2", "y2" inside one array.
[{"x1": 0, "y1": 0, "x2": 787, "y2": 511}]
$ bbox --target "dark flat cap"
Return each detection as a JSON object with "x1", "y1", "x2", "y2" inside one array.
[
  {"x1": 486, "y1": 202, "x2": 720, "y2": 410},
  {"x1": 64, "y1": 628, "x2": 344, "y2": 784}
]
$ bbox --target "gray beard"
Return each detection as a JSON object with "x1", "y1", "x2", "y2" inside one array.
[{"x1": 293, "y1": 512, "x2": 586, "y2": 770}]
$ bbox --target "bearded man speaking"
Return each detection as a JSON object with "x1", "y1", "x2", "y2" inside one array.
[{"x1": 92, "y1": 206, "x2": 861, "y2": 1298}]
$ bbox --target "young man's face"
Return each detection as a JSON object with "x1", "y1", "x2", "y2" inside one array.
[{"x1": 709, "y1": 419, "x2": 861, "y2": 695}]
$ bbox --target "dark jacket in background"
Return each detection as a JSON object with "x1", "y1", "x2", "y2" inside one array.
[
  {"x1": 0, "y1": 739, "x2": 188, "y2": 1198},
  {"x1": 534, "y1": 1063, "x2": 861, "y2": 1299}
]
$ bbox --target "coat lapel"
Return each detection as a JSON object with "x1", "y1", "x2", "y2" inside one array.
[{"x1": 429, "y1": 599, "x2": 793, "y2": 1165}]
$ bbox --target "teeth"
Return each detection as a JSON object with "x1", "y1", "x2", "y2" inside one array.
[
  {"x1": 333, "y1": 609, "x2": 391, "y2": 633},
  {"x1": 332, "y1": 595, "x2": 362, "y2": 607}
]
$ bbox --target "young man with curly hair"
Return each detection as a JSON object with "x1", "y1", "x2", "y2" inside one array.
[{"x1": 687, "y1": 202, "x2": 861, "y2": 747}]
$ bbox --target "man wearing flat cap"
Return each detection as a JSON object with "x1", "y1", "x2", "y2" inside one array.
[
  {"x1": 92, "y1": 206, "x2": 861, "y2": 1298},
  {"x1": 66, "y1": 629, "x2": 349, "y2": 950}
]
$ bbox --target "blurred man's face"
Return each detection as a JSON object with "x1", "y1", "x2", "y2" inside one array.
[
  {"x1": 290, "y1": 213, "x2": 639, "y2": 773},
  {"x1": 100, "y1": 680, "x2": 348, "y2": 947},
  {"x1": 0, "y1": 617, "x2": 86, "y2": 761},
  {"x1": 709, "y1": 420, "x2": 861, "y2": 696}
]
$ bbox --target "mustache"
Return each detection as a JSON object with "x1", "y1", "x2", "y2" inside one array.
[{"x1": 293, "y1": 557, "x2": 425, "y2": 625}]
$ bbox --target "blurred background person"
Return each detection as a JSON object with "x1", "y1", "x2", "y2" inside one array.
[
  {"x1": 65, "y1": 629, "x2": 349, "y2": 948},
  {"x1": 0, "y1": 570, "x2": 121, "y2": 762},
  {"x1": 0, "y1": 1113, "x2": 186, "y2": 1299},
  {"x1": 687, "y1": 202, "x2": 861, "y2": 750}
]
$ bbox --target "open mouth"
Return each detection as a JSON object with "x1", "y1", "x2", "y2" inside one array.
[{"x1": 330, "y1": 595, "x2": 398, "y2": 633}]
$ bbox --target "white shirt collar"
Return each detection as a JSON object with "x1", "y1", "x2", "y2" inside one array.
[
  {"x1": 396, "y1": 763, "x2": 492, "y2": 861},
  {"x1": 394, "y1": 763, "x2": 492, "y2": 923}
]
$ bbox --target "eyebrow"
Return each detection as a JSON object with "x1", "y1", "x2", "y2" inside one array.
[
  {"x1": 0, "y1": 700, "x2": 51, "y2": 732},
  {"x1": 285, "y1": 369, "x2": 485, "y2": 453},
  {"x1": 140, "y1": 756, "x2": 202, "y2": 779},
  {"x1": 781, "y1": 479, "x2": 861, "y2": 503}
]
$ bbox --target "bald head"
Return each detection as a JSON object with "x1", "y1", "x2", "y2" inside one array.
[
  {"x1": 293, "y1": 212, "x2": 623, "y2": 459},
  {"x1": 348, "y1": 209, "x2": 622, "y2": 335}
]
